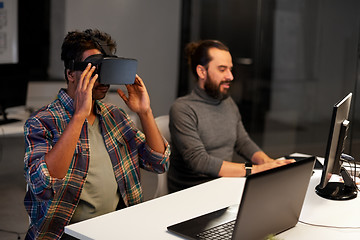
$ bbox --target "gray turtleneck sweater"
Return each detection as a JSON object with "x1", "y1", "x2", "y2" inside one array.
[{"x1": 167, "y1": 86, "x2": 261, "y2": 192}]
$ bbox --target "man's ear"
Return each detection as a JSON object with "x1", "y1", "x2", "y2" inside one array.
[
  {"x1": 66, "y1": 69, "x2": 76, "y2": 83},
  {"x1": 196, "y1": 65, "x2": 207, "y2": 80}
]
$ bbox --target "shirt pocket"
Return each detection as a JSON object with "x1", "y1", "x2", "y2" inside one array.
[{"x1": 110, "y1": 128, "x2": 129, "y2": 148}]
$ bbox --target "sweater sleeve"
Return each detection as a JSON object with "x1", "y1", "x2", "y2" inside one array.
[
  {"x1": 234, "y1": 110, "x2": 261, "y2": 160},
  {"x1": 170, "y1": 101, "x2": 223, "y2": 177}
]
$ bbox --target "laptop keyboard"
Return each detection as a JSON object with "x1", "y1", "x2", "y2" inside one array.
[{"x1": 196, "y1": 220, "x2": 236, "y2": 239}]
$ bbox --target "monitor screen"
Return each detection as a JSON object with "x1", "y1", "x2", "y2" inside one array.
[{"x1": 315, "y1": 93, "x2": 357, "y2": 200}]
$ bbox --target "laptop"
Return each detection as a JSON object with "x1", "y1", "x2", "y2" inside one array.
[{"x1": 167, "y1": 156, "x2": 316, "y2": 240}]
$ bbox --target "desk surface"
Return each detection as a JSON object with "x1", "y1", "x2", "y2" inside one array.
[
  {"x1": 65, "y1": 170, "x2": 360, "y2": 239},
  {"x1": 0, "y1": 106, "x2": 29, "y2": 137}
]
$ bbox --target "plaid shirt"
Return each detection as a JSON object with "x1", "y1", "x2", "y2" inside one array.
[{"x1": 23, "y1": 89, "x2": 170, "y2": 240}]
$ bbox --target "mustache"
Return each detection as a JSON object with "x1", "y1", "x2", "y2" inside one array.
[{"x1": 220, "y1": 80, "x2": 232, "y2": 85}]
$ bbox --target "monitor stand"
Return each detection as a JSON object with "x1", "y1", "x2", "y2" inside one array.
[{"x1": 315, "y1": 167, "x2": 358, "y2": 200}]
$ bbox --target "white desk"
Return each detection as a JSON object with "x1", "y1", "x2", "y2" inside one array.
[
  {"x1": 0, "y1": 120, "x2": 25, "y2": 137},
  {"x1": 65, "y1": 170, "x2": 360, "y2": 239},
  {"x1": 0, "y1": 106, "x2": 29, "y2": 137}
]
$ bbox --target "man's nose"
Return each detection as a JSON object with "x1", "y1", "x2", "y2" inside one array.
[{"x1": 227, "y1": 69, "x2": 234, "y2": 81}]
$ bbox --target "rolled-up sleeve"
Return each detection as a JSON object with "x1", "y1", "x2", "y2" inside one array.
[
  {"x1": 24, "y1": 118, "x2": 63, "y2": 200},
  {"x1": 136, "y1": 130, "x2": 170, "y2": 174}
]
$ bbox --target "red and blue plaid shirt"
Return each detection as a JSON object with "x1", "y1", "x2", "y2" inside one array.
[{"x1": 24, "y1": 89, "x2": 170, "y2": 239}]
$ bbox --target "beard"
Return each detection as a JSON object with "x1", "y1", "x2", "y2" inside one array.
[
  {"x1": 204, "y1": 76, "x2": 231, "y2": 101},
  {"x1": 92, "y1": 83, "x2": 110, "y2": 100}
]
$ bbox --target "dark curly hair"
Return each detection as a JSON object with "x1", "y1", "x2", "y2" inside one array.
[
  {"x1": 185, "y1": 40, "x2": 229, "y2": 79},
  {"x1": 61, "y1": 29, "x2": 117, "y2": 81}
]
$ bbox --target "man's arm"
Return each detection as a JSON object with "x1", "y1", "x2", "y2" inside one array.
[
  {"x1": 169, "y1": 101, "x2": 224, "y2": 176},
  {"x1": 218, "y1": 157, "x2": 295, "y2": 177},
  {"x1": 171, "y1": 98, "x2": 294, "y2": 178},
  {"x1": 138, "y1": 109, "x2": 166, "y2": 153},
  {"x1": 117, "y1": 75, "x2": 166, "y2": 154},
  {"x1": 43, "y1": 114, "x2": 86, "y2": 179},
  {"x1": 44, "y1": 64, "x2": 98, "y2": 179}
]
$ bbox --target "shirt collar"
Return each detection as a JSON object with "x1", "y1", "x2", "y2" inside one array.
[
  {"x1": 57, "y1": 88, "x2": 105, "y2": 117},
  {"x1": 58, "y1": 88, "x2": 75, "y2": 115}
]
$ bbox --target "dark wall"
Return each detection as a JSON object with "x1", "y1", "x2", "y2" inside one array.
[{"x1": 0, "y1": 1, "x2": 50, "y2": 115}]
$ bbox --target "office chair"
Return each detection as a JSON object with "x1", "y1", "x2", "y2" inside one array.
[
  {"x1": 140, "y1": 115, "x2": 170, "y2": 200},
  {"x1": 153, "y1": 115, "x2": 170, "y2": 198},
  {"x1": 154, "y1": 115, "x2": 171, "y2": 143}
]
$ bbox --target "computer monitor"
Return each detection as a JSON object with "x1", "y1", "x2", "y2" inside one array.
[{"x1": 315, "y1": 93, "x2": 357, "y2": 200}]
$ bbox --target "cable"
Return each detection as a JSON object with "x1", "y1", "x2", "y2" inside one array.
[
  {"x1": 0, "y1": 228, "x2": 27, "y2": 240},
  {"x1": 343, "y1": 161, "x2": 360, "y2": 191},
  {"x1": 340, "y1": 153, "x2": 360, "y2": 191},
  {"x1": 298, "y1": 220, "x2": 360, "y2": 229},
  {"x1": 341, "y1": 153, "x2": 355, "y2": 162}
]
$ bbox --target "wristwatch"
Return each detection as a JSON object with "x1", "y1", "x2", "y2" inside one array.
[{"x1": 245, "y1": 162, "x2": 253, "y2": 177}]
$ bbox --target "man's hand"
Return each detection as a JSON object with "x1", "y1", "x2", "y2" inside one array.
[
  {"x1": 117, "y1": 75, "x2": 166, "y2": 154},
  {"x1": 73, "y1": 63, "x2": 98, "y2": 119},
  {"x1": 252, "y1": 159, "x2": 295, "y2": 174},
  {"x1": 219, "y1": 158, "x2": 295, "y2": 177},
  {"x1": 251, "y1": 151, "x2": 275, "y2": 165},
  {"x1": 117, "y1": 75, "x2": 151, "y2": 115}
]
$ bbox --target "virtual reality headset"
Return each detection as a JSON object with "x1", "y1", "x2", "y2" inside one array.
[{"x1": 69, "y1": 54, "x2": 138, "y2": 85}]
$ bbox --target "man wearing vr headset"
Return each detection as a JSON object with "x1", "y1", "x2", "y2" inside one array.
[{"x1": 23, "y1": 29, "x2": 170, "y2": 239}]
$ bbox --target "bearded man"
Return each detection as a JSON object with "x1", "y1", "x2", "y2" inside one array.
[{"x1": 167, "y1": 40, "x2": 293, "y2": 192}]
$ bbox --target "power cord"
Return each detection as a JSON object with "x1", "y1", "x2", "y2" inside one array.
[
  {"x1": 298, "y1": 220, "x2": 360, "y2": 229},
  {"x1": 0, "y1": 228, "x2": 27, "y2": 240},
  {"x1": 299, "y1": 154, "x2": 360, "y2": 231},
  {"x1": 340, "y1": 153, "x2": 359, "y2": 191}
]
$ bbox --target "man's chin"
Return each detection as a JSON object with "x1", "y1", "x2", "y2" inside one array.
[
  {"x1": 92, "y1": 92, "x2": 108, "y2": 100},
  {"x1": 219, "y1": 93, "x2": 230, "y2": 101},
  {"x1": 218, "y1": 89, "x2": 230, "y2": 100},
  {"x1": 93, "y1": 86, "x2": 109, "y2": 99}
]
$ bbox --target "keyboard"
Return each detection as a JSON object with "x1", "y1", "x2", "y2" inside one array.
[{"x1": 196, "y1": 220, "x2": 235, "y2": 240}]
